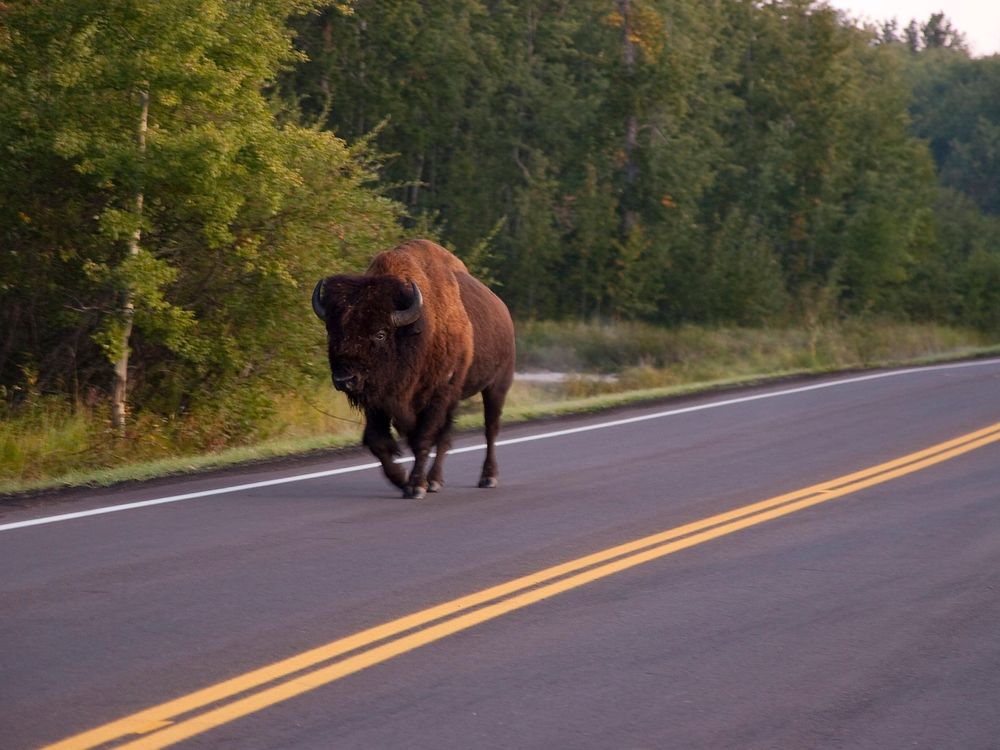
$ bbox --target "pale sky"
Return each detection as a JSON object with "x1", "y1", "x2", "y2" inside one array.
[{"x1": 828, "y1": 1, "x2": 1000, "y2": 57}]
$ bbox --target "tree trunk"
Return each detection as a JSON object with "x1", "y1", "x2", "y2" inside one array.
[
  {"x1": 111, "y1": 89, "x2": 148, "y2": 432},
  {"x1": 617, "y1": 0, "x2": 639, "y2": 233}
]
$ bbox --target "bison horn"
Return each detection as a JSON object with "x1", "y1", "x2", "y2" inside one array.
[
  {"x1": 312, "y1": 279, "x2": 327, "y2": 321},
  {"x1": 391, "y1": 281, "x2": 423, "y2": 327}
]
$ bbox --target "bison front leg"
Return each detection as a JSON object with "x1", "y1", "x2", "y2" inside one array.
[
  {"x1": 363, "y1": 409, "x2": 407, "y2": 491},
  {"x1": 426, "y1": 407, "x2": 457, "y2": 493},
  {"x1": 404, "y1": 399, "x2": 454, "y2": 500}
]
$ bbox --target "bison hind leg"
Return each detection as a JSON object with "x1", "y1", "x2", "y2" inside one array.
[
  {"x1": 427, "y1": 408, "x2": 456, "y2": 493},
  {"x1": 478, "y1": 382, "x2": 508, "y2": 488}
]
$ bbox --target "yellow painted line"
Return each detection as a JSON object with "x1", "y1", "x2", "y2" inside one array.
[{"x1": 43, "y1": 422, "x2": 1000, "y2": 750}]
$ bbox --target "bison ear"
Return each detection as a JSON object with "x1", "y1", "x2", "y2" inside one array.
[{"x1": 312, "y1": 279, "x2": 327, "y2": 321}]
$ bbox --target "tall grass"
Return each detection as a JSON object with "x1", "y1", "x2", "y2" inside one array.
[
  {"x1": 516, "y1": 319, "x2": 992, "y2": 395},
  {"x1": 0, "y1": 386, "x2": 363, "y2": 493},
  {"x1": 2, "y1": 319, "x2": 996, "y2": 494}
]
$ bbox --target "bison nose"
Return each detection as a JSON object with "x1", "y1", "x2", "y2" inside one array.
[{"x1": 332, "y1": 372, "x2": 359, "y2": 393}]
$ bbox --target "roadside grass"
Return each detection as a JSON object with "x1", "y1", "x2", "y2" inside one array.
[
  {"x1": 2, "y1": 320, "x2": 997, "y2": 496},
  {"x1": 0, "y1": 388, "x2": 365, "y2": 496},
  {"x1": 516, "y1": 318, "x2": 989, "y2": 381}
]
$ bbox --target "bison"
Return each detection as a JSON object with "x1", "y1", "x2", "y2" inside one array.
[{"x1": 311, "y1": 240, "x2": 515, "y2": 499}]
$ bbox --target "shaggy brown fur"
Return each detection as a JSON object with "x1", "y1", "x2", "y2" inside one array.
[{"x1": 313, "y1": 240, "x2": 515, "y2": 498}]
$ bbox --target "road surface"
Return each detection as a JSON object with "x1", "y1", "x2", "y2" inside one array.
[{"x1": 2, "y1": 360, "x2": 1000, "y2": 749}]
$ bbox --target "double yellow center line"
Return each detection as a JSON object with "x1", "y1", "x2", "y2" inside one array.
[{"x1": 45, "y1": 421, "x2": 1000, "y2": 750}]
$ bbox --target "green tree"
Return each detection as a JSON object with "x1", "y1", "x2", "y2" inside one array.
[
  {"x1": 897, "y1": 27, "x2": 1000, "y2": 330},
  {"x1": 286, "y1": 0, "x2": 490, "y2": 225},
  {"x1": 0, "y1": 0, "x2": 400, "y2": 433},
  {"x1": 279, "y1": 0, "x2": 978, "y2": 329},
  {"x1": 702, "y1": 1, "x2": 938, "y2": 318},
  {"x1": 920, "y1": 12, "x2": 968, "y2": 52},
  {"x1": 908, "y1": 53, "x2": 1000, "y2": 216}
]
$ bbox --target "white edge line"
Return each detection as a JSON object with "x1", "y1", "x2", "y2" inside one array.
[{"x1": 3, "y1": 358, "x2": 998, "y2": 532}]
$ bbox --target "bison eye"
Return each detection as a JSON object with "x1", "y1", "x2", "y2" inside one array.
[{"x1": 373, "y1": 330, "x2": 388, "y2": 342}]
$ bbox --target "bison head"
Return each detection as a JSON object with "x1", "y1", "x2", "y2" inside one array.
[{"x1": 312, "y1": 275, "x2": 423, "y2": 403}]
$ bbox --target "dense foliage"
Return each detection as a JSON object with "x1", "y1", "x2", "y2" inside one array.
[
  {"x1": 2, "y1": 0, "x2": 998, "y2": 433},
  {"x1": 285, "y1": 0, "x2": 1000, "y2": 328},
  {"x1": 1, "y1": 0, "x2": 401, "y2": 432}
]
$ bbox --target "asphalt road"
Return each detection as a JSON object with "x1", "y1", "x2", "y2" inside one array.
[{"x1": 3, "y1": 360, "x2": 1000, "y2": 750}]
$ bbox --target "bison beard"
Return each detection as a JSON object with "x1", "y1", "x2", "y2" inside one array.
[{"x1": 312, "y1": 240, "x2": 516, "y2": 499}]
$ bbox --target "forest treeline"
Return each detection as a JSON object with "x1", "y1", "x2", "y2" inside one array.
[{"x1": 2, "y1": 0, "x2": 999, "y2": 430}]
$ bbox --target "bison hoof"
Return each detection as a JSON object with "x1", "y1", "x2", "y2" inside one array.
[
  {"x1": 478, "y1": 477, "x2": 498, "y2": 489},
  {"x1": 404, "y1": 485, "x2": 427, "y2": 500},
  {"x1": 427, "y1": 480, "x2": 443, "y2": 493}
]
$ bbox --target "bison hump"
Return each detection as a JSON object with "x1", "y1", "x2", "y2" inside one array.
[{"x1": 368, "y1": 240, "x2": 469, "y2": 278}]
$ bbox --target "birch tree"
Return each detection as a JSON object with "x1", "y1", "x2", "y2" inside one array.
[{"x1": 0, "y1": 0, "x2": 400, "y2": 432}]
